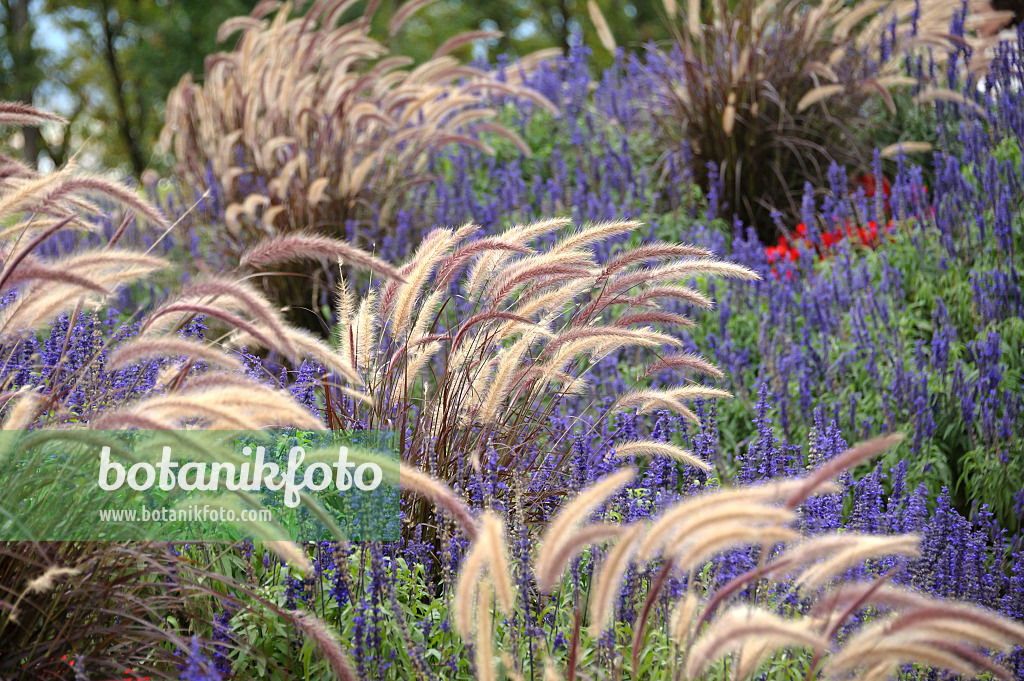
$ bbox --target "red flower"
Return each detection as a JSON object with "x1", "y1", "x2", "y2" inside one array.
[
  {"x1": 768, "y1": 242, "x2": 799, "y2": 262},
  {"x1": 856, "y1": 172, "x2": 893, "y2": 199},
  {"x1": 867, "y1": 220, "x2": 879, "y2": 242}
]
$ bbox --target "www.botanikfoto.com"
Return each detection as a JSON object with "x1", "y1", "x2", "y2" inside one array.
[{"x1": 98, "y1": 505, "x2": 273, "y2": 523}]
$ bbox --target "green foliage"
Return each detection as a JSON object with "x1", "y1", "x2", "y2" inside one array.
[
  {"x1": 3, "y1": 0, "x2": 677, "y2": 174},
  {"x1": 7, "y1": 0, "x2": 261, "y2": 175}
]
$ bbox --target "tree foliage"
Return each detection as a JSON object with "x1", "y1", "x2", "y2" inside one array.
[
  {"x1": 0, "y1": 0, "x2": 259, "y2": 174},
  {"x1": 1, "y1": 0, "x2": 669, "y2": 175}
]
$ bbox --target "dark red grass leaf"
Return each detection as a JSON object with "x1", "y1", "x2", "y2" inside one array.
[
  {"x1": 0, "y1": 542, "x2": 297, "y2": 679},
  {"x1": 692, "y1": 558, "x2": 796, "y2": 636},
  {"x1": 105, "y1": 212, "x2": 135, "y2": 251},
  {"x1": 567, "y1": 606, "x2": 582, "y2": 681},
  {"x1": 823, "y1": 567, "x2": 901, "y2": 640}
]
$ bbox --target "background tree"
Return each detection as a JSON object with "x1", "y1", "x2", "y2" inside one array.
[
  {"x1": 2, "y1": 0, "x2": 262, "y2": 173},
  {"x1": 0, "y1": 0, "x2": 50, "y2": 166},
  {"x1": 376, "y1": 0, "x2": 667, "y2": 66},
  {"x1": 2, "y1": 0, "x2": 669, "y2": 176}
]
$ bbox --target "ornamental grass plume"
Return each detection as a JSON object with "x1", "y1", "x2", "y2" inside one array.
[
  {"x1": 291, "y1": 611, "x2": 358, "y2": 681},
  {"x1": 0, "y1": 101, "x2": 337, "y2": 431},
  {"x1": 161, "y1": 0, "x2": 556, "y2": 331},
  {"x1": 819, "y1": 585, "x2": 1024, "y2": 680},
  {"x1": 784, "y1": 533, "x2": 922, "y2": 590},
  {"x1": 682, "y1": 606, "x2": 826, "y2": 680},
  {"x1": 534, "y1": 467, "x2": 636, "y2": 592},
  {"x1": 438, "y1": 431, "x2": 1024, "y2": 681},
  {"x1": 249, "y1": 217, "x2": 756, "y2": 529},
  {"x1": 612, "y1": 439, "x2": 713, "y2": 469},
  {"x1": 4, "y1": 563, "x2": 80, "y2": 624}
]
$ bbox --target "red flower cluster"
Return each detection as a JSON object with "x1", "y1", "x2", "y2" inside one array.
[
  {"x1": 764, "y1": 173, "x2": 902, "y2": 277},
  {"x1": 766, "y1": 219, "x2": 892, "y2": 269}
]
